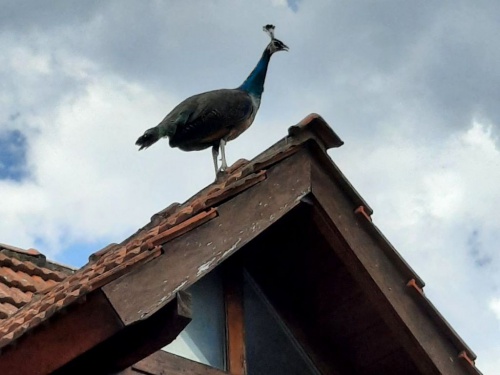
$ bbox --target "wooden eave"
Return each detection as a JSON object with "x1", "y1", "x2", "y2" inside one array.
[
  {"x1": 0, "y1": 114, "x2": 480, "y2": 375},
  {"x1": 0, "y1": 288, "x2": 191, "y2": 375}
]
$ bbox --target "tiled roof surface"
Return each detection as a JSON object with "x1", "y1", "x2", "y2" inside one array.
[
  {"x1": 0, "y1": 243, "x2": 73, "y2": 321},
  {"x1": 0, "y1": 113, "x2": 341, "y2": 350}
]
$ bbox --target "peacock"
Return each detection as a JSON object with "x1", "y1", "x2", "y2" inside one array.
[{"x1": 135, "y1": 25, "x2": 288, "y2": 177}]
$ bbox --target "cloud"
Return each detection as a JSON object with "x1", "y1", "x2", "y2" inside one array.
[
  {"x1": 0, "y1": 0, "x2": 297, "y2": 255},
  {"x1": 335, "y1": 118, "x2": 500, "y2": 274},
  {"x1": 490, "y1": 298, "x2": 500, "y2": 321},
  {"x1": 0, "y1": 0, "x2": 102, "y2": 33},
  {"x1": 1, "y1": 1, "x2": 500, "y2": 371},
  {"x1": 0, "y1": 72, "x2": 208, "y2": 256}
]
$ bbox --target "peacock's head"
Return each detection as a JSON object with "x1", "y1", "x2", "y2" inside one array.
[{"x1": 263, "y1": 24, "x2": 289, "y2": 54}]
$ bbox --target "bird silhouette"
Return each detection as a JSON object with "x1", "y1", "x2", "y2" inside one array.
[{"x1": 135, "y1": 25, "x2": 288, "y2": 177}]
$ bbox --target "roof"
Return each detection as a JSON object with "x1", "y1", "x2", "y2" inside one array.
[
  {"x1": 0, "y1": 243, "x2": 73, "y2": 321},
  {"x1": 0, "y1": 113, "x2": 481, "y2": 375},
  {"x1": 0, "y1": 114, "x2": 343, "y2": 349}
]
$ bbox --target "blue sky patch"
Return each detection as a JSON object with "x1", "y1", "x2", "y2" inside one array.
[
  {"x1": 287, "y1": 0, "x2": 300, "y2": 12},
  {"x1": 467, "y1": 229, "x2": 492, "y2": 267},
  {"x1": 55, "y1": 240, "x2": 110, "y2": 268},
  {"x1": 0, "y1": 129, "x2": 28, "y2": 181}
]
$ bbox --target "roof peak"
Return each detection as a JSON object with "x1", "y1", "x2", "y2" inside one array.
[{"x1": 112, "y1": 113, "x2": 344, "y2": 254}]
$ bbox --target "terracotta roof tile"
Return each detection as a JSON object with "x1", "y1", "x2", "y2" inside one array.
[
  {"x1": 0, "y1": 283, "x2": 31, "y2": 307},
  {"x1": 0, "y1": 267, "x2": 37, "y2": 292},
  {"x1": 0, "y1": 251, "x2": 70, "y2": 282},
  {"x1": 0, "y1": 244, "x2": 74, "y2": 324},
  {"x1": 0, "y1": 303, "x2": 18, "y2": 319},
  {"x1": 0, "y1": 113, "x2": 341, "y2": 350},
  {"x1": 150, "y1": 208, "x2": 218, "y2": 248},
  {"x1": 0, "y1": 243, "x2": 42, "y2": 257},
  {"x1": 0, "y1": 240, "x2": 167, "y2": 350}
]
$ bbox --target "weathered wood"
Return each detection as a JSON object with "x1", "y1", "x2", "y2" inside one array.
[
  {"x1": 0, "y1": 290, "x2": 123, "y2": 375},
  {"x1": 223, "y1": 260, "x2": 246, "y2": 375},
  {"x1": 310, "y1": 158, "x2": 472, "y2": 375},
  {"x1": 103, "y1": 150, "x2": 313, "y2": 325},
  {"x1": 54, "y1": 291, "x2": 191, "y2": 375},
  {"x1": 130, "y1": 350, "x2": 228, "y2": 375}
]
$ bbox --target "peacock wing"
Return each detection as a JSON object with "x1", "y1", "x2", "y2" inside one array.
[{"x1": 169, "y1": 89, "x2": 254, "y2": 150}]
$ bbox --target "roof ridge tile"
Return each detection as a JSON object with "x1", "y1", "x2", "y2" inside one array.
[
  {"x1": 205, "y1": 170, "x2": 267, "y2": 208},
  {"x1": 0, "y1": 243, "x2": 43, "y2": 258},
  {"x1": 150, "y1": 203, "x2": 181, "y2": 227},
  {"x1": 88, "y1": 243, "x2": 121, "y2": 263},
  {"x1": 149, "y1": 208, "x2": 218, "y2": 248}
]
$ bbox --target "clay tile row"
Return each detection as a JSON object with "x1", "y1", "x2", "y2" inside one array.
[
  {"x1": 0, "y1": 283, "x2": 31, "y2": 307},
  {"x1": 0, "y1": 303, "x2": 18, "y2": 319},
  {"x1": 0, "y1": 253, "x2": 68, "y2": 282},
  {"x1": 0, "y1": 239, "x2": 163, "y2": 347}
]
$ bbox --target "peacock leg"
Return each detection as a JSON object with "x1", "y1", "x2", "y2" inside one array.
[
  {"x1": 212, "y1": 145, "x2": 220, "y2": 176},
  {"x1": 220, "y1": 139, "x2": 228, "y2": 171}
]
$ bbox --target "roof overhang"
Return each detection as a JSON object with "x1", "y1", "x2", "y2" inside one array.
[{"x1": 0, "y1": 114, "x2": 480, "y2": 375}]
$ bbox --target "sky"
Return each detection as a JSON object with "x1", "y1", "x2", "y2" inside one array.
[{"x1": 1, "y1": 0, "x2": 499, "y2": 372}]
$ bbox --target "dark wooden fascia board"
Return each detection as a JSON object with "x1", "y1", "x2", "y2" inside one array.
[
  {"x1": 0, "y1": 289, "x2": 123, "y2": 375},
  {"x1": 309, "y1": 158, "x2": 473, "y2": 375},
  {"x1": 0, "y1": 289, "x2": 190, "y2": 375},
  {"x1": 53, "y1": 291, "x2": 191, "y2": 375},
  {"x1": 311, "y1": 144, "x2": 424, "y2": 286},
  {"x1": 288, "y1": 113, "x2": 344, "y2": 150},
  {"x1": 128, "y1": 350, "x2": 228, "y2": 375},
  {"x1": 368, "y1": 221, "x2": 478, "y2": 363},
  {"x1": 102, "y1": 149, "x2": 314, "y2": 325},
  {"x1": 222, "y1": 259, "x2": 246, "y2": 375},
  {"x1": 309, "y1": 138, "x2": 374, "y2": 216}
]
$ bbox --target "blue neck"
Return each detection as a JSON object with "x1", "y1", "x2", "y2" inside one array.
[{"x1": 238, "y1": 49, "x2": 271, "y2": 97}]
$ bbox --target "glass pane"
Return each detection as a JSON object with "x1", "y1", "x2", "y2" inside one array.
[
  {"x1": 163, "y1": 269, "x2": 226, "y2": 370},
  {"x1": 244, "y1": 272, "x2": 320, "y2": 375}
]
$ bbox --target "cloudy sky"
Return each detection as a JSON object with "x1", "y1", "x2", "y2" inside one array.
[{"x1": 1, "y1": 0, "x2": 499, "y2": 372}]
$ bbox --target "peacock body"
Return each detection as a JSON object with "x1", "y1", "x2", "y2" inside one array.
[{"x1": 136, "y1": 25, "x2": 288, "y2": 177}]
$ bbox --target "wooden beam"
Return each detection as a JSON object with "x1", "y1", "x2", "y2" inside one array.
[
  {"x1": 310, "y1": 158, "x2": 472, "y2": 375},
  {"x1": 53, "y1": 291, "x2": 191, "y2": 375},
  {"x1": 0, "y1": 290, "x2": 123, "y2": 375},
  {"x1": 125, "y1": 350, "x2": 228, "y2": 375},
  {"x1": 223, "y1": 260, "x2": 246, "y2": 375},
  {"x1": 103, "y1": 150, "x2": 313, "y2": 325}
]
